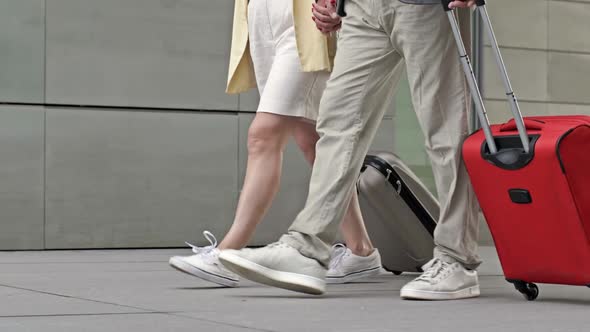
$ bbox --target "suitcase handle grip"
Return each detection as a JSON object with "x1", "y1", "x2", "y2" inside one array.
[
  {"x1": 441, "y1": 0, "x2": 485, "y2": 11},
  {"x1": 445, "y1": 2, "x2": 532, "y2": 155},
  {"x1": 500, "y1": 119, "x2": 545, "y2": 132},
  {"x1": 336, "y1": 0, "x2": 347, "y2": 17}
]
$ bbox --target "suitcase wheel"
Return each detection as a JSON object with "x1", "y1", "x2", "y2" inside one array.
[{"x1": 511, "y1": 280, "x2": 539, "y2": 301}]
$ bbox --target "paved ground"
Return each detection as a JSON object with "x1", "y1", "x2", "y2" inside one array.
[{"x1": 0, "y1": 247, "x2": 588, "y2": 332}]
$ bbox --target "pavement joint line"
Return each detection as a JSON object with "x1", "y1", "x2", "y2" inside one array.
[
  {"x1": 0, "y1": 270, "x2": 174, "y2": 274},
  {"x1": 0, "y1": 312, "x2": 177, "y2": 319},
  {"x1": 0, "y1": 284, "x2": 274, "y2": 331},
  {"x1": 0, "y1": 283, "x2": 156, "y2": 313},
  {"x1": 0, "y1": 261, "x2": 170, "y2": 265},
  {"x1": 0, "y1": 311, "x2": 278, "y2": 332},
  {"x1": 166, "y1": 312, "x2": 278, "y2": 332}
]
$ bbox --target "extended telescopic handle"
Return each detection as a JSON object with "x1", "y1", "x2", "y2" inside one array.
[{"x1": 444, "y1": 1, "x2": 530, "y2": 154}]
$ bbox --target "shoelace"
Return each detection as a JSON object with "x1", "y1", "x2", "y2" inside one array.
[
  {"x1": 415, "y1": 258, "x2": 449, "y2": 283},
  {"x1": 267, "y1": 242, "x2": 290, "y2": 249},
  {"x1": 329, "y1": 243, "x2": 348, "y2": 269},
  {"x1": 185, "y1": 230, "x2": 218, "y2": 256}
]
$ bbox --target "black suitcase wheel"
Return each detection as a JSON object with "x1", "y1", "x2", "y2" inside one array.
[{"x1": 512, "y1": 280, "x2": 539, "y2": 301}]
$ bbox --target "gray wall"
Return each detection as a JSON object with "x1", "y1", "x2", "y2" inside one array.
[
  {"x1": 483, "y1": 0, "x2": 590, "y2": 120},
  {"x1": 0, "y1": 0, "x2": 397, "y2": 249},
  {"x1": 3, "y1": 1, "x2": 583, "y2": 250}
]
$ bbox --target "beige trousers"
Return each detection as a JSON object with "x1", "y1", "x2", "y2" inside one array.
[{"x1": 280, "y1": 0, "x2": 481, "y2": 269}]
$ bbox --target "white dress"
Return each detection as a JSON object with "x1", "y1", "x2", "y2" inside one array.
[{"x1": 247, "y1": 0, "x2": 330, "y2": 121}]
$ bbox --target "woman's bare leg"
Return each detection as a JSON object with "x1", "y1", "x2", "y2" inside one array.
[{"x1": 218, "y1": 112, "x2": 295, "y2": 250}]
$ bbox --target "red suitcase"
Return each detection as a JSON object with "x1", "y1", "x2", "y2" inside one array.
[{"x1": 444, "y1": 1, "x2": 590, "y2": 300}]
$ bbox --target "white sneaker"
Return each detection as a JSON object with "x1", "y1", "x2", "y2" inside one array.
[
  {"x1": 219, "y1": 242, "x2": 327, "y2": 295},
  {"x1": 400, "y1": 257, "x2": 480, "y2": 300},
  {"x1": 326, "y1": 244, "x2": 382, "y2": 284},
  {"x1": 169, "y1": 231, "x2": 240, "y2": 288}
]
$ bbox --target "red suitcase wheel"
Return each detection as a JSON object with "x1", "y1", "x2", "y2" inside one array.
[{"x1": 512, "y1": 280, "x2": 539, "y2": 301}]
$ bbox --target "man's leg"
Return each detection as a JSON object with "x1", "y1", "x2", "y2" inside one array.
[
  {"x1": 219, "y1": 0, "x2": 404, "y2": 294},
  {"x1": 280, "y1": 0, "x2": 404, "y2": 267},
  {"x1": 391, "y1": 2, "x2": 480, "y2": 300},
  {"x1": 292, "y1": 120, "x2": 383, "y2": 285}
]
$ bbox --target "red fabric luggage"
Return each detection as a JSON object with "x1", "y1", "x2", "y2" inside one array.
[{"x1": 444, "y1": 0, "x2": 590, "y2": 300}]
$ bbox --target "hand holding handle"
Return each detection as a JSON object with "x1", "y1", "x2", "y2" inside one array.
[{"x1": 441, "y1": 0, "x2": 486, "y2": 11}]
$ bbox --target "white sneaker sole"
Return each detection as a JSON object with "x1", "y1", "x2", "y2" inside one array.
[
  {"x1": 169, "y1": 256, "x2": 239, "y2": 288},
  {"x1": 218, "y1": 251, "x2": 326, "y2": 295},
  {"x1": 326, "y1": 266, "x2": 382, "y2": 284},
  {"x1": 401, "y1": 285, "x2": 480, "y2": 301}
]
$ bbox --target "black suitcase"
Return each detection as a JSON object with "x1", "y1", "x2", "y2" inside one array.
[{"x1": 358, "y1": 152, "x2": 439, "y2": 274}]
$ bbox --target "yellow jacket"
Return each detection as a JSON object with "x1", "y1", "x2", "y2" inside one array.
[{"x1": 226, "y1": 0, "x2": 336, "y2": 94}]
